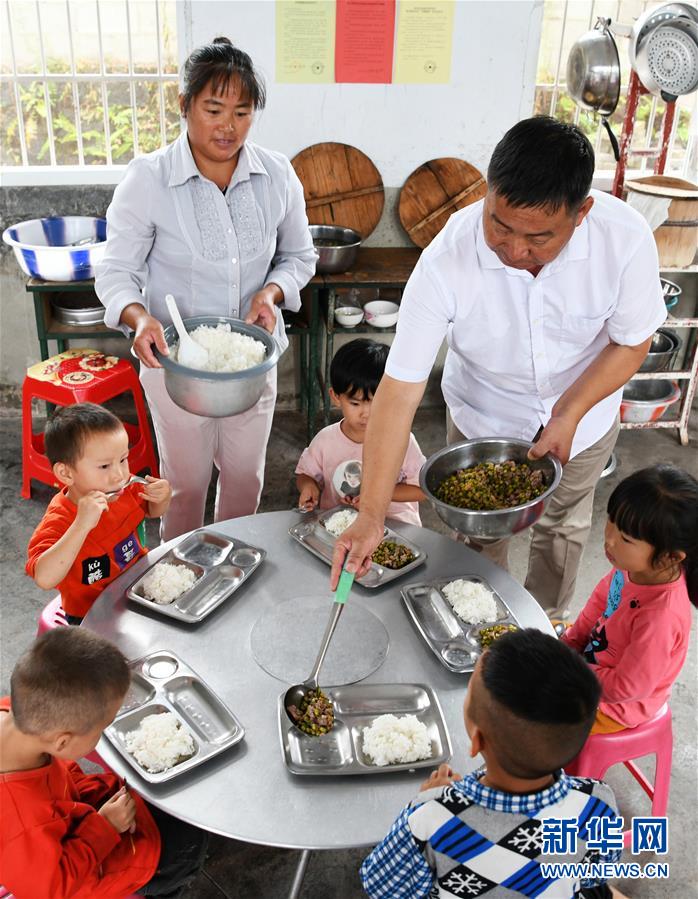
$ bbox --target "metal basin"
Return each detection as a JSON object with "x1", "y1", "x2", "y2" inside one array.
[
  {"x1": 419, "y1": 438, "x2": 563, "y2": 541},
  {"x1": 621, "y1": 379, "x2": 681, "y2": 423},
  {"x1": 154, "y1": 316, "x2": 280, "y2": 418},
  {"x1": 50, "y1": 295, "x2": 105, "y2": 326},
  {"x1": 310, "y1": 225, "x2": 361, "y2": 274},
  {"x1": 638, "y1": 328, "x2": 681, "y2": 372}
]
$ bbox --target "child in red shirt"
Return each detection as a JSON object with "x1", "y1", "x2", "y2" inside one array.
[
  {"x1": 0, "y1": 628, "x2": 207, "y2": 899},
  {"x1": 562, "y1": 464, "x2": 697, "y2": 733},
  {"x1": 26, "y1": 403, "x2": 171, "y2": 624}
]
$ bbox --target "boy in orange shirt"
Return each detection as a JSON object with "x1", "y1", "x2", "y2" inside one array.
[
  {"x1": 27, "y1": 403, "x2": 171, "y2": 624},
  {"x1": 0, "y1": 628, "x2": 207, "y2": 898}
]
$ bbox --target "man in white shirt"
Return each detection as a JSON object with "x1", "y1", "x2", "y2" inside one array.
[{"x1": 331, "y1": 116, "x2": 666, "y2": 618}]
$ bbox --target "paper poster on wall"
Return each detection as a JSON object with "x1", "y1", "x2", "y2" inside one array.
[
  {"x1": 335, "y1": 0, "x2": 396, "y2": 83},
  {"x1": 394, "y1": 0, "x2": 454, "y2": 84},
  {"x1": 276, "y1": 0, "x2": 335, "y2": 83}
]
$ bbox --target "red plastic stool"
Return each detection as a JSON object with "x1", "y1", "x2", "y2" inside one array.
[
  {"x1": 22, "y1": 349, "x2": 158, "y2": 499},
  {"x1": 565, "y1": 705, "x2": 673, "y2": 847},
  {"x1": 36, "y1": 594, "x2": 68, "y2": 636}
]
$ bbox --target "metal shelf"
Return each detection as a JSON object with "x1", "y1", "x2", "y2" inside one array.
[{"x1": 623, "y1": 269, "x2": 698, "y2": 445}]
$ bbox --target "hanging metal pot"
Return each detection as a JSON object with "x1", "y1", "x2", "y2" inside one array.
[
  {"x1": 566, "y1": 17, "x2": 621, "y2": 161},
  {"x1": 629, "y1": 3, "x2": 698, "y2": 102}
]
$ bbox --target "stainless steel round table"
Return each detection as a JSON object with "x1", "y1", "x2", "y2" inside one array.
[{"x1": 85, "y1": 511, "x2": 554, "y2": 894}]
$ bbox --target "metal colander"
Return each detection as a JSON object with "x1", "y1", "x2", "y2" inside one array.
[
  {"x1": 630, "y1": 3, "x2": 698, "y2": 100},
  {"x1": 645, "y1": 25, "x2": 698, "y2": 95}
]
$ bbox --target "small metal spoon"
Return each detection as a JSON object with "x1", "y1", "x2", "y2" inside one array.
[
  {"x1": 105, "y1": 475, "x2": 149, "y2": 498},
  {"x1": 283, "y1": 569, "x2": 354, "y2": 734}
]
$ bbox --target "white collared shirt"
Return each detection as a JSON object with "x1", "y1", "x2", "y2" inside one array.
[
  {"x1": 385, "y1": 191, "x2": 666, "y2": 457},
  {"x1": 95, "y1": 133, "x2": 317, "y2": 353}
]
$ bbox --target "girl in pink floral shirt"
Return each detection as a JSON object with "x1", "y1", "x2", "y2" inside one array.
[{"x1": 562, "y1": 464, "x2": 697, "y2": 732}]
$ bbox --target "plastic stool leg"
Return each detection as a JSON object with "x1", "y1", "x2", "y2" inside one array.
[
  {"x1": 131, "y1": 385, "x2": 159, "y2": 477},
  {"x1": 651, "y1": 740, "x2": 673, "y2": 818},
  {"x1": 21, "y1": 382, "x2": 34, "y2": 499}
]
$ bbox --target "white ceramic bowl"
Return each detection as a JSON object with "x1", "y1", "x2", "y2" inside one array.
[
  {"x1": 334, "y1": 306, "x2": 364, "y2": 328},
  {"x1": 363, "y1": 300, "x2": 399, "y2": 329},
  {"x1": 2, "y1": 216, "x2": 107, "y2": 281}
]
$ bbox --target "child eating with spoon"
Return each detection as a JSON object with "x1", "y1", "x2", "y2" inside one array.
[{"x1": 27, "y1": 402, "x2": 171, "y2": 624}]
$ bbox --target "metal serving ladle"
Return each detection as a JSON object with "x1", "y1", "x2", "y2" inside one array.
[
  {"x1": 105, "y1": 474, "x2": 149, "y2": 498},
  {"x1": 283, "y1": 569, "x2": 355, "y2": 732}
]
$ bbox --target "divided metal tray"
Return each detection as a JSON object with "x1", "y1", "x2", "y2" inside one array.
[
  {"x1": 103, "y1": 649, "x2": 244, "y2": 784},
  {"x1": 278, "y1": 682, "x2": 451, "y2": 776},
  {"x1": 401, "y1": 576, "x2": 519, "y2": 673},
  {"x1": 288, "y1": 507, "x2": 426, "y2": 588},
  {"x1": 127, "y1": 529, "x2": 265, "y2": 623}
]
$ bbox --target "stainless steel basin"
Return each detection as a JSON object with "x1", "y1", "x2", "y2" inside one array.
[
  {"x1": 420, "y1": 438, "x2": 563, "y2": 541},
  {"x1": 310, "y1": 225, "x2": 361, "y2": 274},
  {"x1": 154, "y1": 316, "x2": 280, "y2": 418}
]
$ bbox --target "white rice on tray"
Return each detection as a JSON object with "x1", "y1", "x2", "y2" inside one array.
[
  {"x1": 141, "y1": 561, "x2": 197, "y2": 605},
  {"x1": 124, "y1": 712, "x2": 195, "y2": 773},
  {"x1": 362, "y1": 714, "x2": 432, "y2": 766},
  {"x1": 442, "y1": 579, "x2": 498, "y2": 624},
  {"x1": 176, "y1": 323, "x2": 266, "y2": 372},
  {"x1": 324, "y1": 508, "x2": 358, "y2": 537}
]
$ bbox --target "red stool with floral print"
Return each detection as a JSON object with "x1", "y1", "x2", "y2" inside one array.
[{"x1": 22, "y1": 349, "x2": 158, "y2": 499}]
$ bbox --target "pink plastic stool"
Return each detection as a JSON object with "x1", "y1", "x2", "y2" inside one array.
[
  {"x1": 565, "y1": 705, "x2": 673, "y2": 847},
  {"x1": 36, "y1": 595, "x2": 68, "y2": 636}
]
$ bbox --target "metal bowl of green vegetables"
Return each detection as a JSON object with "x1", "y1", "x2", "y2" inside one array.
[{"x1": 420, "y1": 438, "x2": 563, "y2": 541}]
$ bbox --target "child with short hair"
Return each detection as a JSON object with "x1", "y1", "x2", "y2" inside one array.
[
  {"x1": 26, "y1": 402, "x2": 172, "y2": 624},
  {"x1": 0, "y1": 628, "x2": 207, "y2": 898},
  {"x1": 296, "y1": 339, "x2": 425, "y2": 524},
  {"x1": 361, "y1": 629, "x2": 623, "y2": 899},
  {"x1": 562, "y1": 463, "x2": 697, "y2": 734}
]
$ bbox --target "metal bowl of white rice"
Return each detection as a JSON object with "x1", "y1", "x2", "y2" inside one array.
[{"x1": 155, "y1": 315, "x2": 280, "y2": 418}]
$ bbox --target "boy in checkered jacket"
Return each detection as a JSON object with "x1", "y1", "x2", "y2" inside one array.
[{"x1": 361, "y1": 629, "x2": 628, "y2": 899}]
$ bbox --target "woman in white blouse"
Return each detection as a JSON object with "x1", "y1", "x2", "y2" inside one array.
[{"x1": 96, "y1": 37, "x2": 316, "y2": 540}]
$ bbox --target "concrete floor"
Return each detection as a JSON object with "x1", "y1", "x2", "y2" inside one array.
[{"x1": 1, "y1": 402, "x2": 696, "y2": 898}]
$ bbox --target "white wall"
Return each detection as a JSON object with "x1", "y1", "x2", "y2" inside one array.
[
  {"x1": 181, "y1": 0, "x2": 545, "y2": 185},
  {"x1": 1, "y1": 0, "x2": 545, "y2": 386}
]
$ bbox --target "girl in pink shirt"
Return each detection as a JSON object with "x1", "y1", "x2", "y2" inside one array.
[{"x1": 562, "y1": 464, "x2": 697, "y2": 732}]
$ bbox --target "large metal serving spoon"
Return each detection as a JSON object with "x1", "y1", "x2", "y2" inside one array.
[
  {"x1": 165, "y1": 293, "x2": 209, "y2": 370},
  {"x1": 283, "y1": 569, "x2": 355, "y2": 733}
]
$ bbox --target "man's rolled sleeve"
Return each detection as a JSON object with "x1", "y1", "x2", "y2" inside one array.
[
  {"x1": 385, "y1": 255, "x2": 452, "y2": 383},
  {"x1": 606, "y1": 230, "x2": 666, "y2": 348},
  {"x1": 265, "y1": 162, "x2": 316, "y2": 313},
  {"x1": 95, "y1": 159, "x2": 156, "y2": 334}
]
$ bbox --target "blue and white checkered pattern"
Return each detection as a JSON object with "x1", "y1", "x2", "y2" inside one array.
[{"x1": 360, "y1": 768, "x2": 621, "y2": 898}]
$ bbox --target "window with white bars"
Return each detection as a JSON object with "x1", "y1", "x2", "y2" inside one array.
[
  {"x1": 534, "y1": 0, "x2": 696, "y2": 177},
  {"x1": 1, "y1": 0, "x2": 180, "y2": 169}
]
